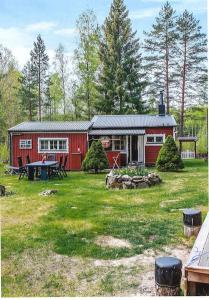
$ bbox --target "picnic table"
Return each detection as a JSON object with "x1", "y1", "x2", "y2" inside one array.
[{"x1": 26, "y1": 161, "x2": 58, "y2": 181}]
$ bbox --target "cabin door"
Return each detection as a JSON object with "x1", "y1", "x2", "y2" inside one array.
[{"x1": 127, "y1": 135, "x2": 144, "y2": 164}]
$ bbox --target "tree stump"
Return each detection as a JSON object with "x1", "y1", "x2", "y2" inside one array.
[
  {"x1": 155, "y1": 256, "x2": 182, "y2": 296},
  {"x1": 0, "y1": 185, "x2": 6, "y2": 196},
  {"x1": 183, "y1": 209, "x2": 202, "y2": 238}
]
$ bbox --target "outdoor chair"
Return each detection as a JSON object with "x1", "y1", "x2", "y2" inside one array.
[
  {"x1": 112, "y1": 152, "x2": 120, "y2": 169},
  {"x1": 17, "y1": 156, "x2": 28, "y2": 180},
  {"x1": 50, "y1": 156, "x2": 63, "y2": 179},
  {"x1": 26, "y1": 155, "x2": 30, "y2": 164},
  {"x1": 47, "y1": 153, "x2": 56, "y2": 161},
  {"x1": 61, "y1": 155, "x2": 68, "y2": 177}
]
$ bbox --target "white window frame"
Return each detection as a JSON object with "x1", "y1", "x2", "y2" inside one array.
[
  {"x1": 146, "y1": 134, "x2": 165, "y2": 146},
  {"x1": 112, "y1": 135, "x2": 126, "y2": 152},
  {"x1": 19, "y1": 139, "x2": 32, "y2": 149},
  {"x1": 38, "y1": 138, "x2": 69, "y2": 153}
]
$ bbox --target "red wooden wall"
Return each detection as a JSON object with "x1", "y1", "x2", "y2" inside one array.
[
  {"x1": 145, "y1": 127, "x2": 174, "y2": 165},
  {"x1": 11, "y1": 132, "x2": 88, "y2": 170},
  {"x1": 106, "y1": 151, "x2": 126, "y2": 168}
]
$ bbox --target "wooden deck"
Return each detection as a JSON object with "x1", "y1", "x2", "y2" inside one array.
[{"x1": 184, "y1": 212, "x2": 209, "y2": 296}]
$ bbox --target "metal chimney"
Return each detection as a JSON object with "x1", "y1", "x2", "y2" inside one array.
[{"x1": 159, "y1": 90, "x2": 165, "y2": 116}]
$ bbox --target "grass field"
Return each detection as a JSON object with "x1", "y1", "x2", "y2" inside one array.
[{"x1": 1, "y1": 159, "x2": 208, "y2": 296}]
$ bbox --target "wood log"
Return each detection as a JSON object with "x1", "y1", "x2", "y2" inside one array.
[
  {"x1": 184, "y1": 224, "x2": 201, "y2": 238},
  {"x1": 183, "y1": 209, "x2": 202, "y2": 237},
  {"x1": 155, "y1": 283, "x2": 180, "y2": 296},
  {"x1": 155, "y1": 256, "x2": 182, "y2": 296}
]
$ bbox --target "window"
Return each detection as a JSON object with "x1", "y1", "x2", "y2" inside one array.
[
  {"x1": 146, "y1": 134, "x2": 164, "y2": 145},
  {"x1": 19, "y1": 139, "x2": 32, "y2": 149},
  {"x1": 38, "y1": 138, "x2": 68, "y2": 153},
  {"x1": 113, "y1": 136, "x2": 126, "y2": 151}
]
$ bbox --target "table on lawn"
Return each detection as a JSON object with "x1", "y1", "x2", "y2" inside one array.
[{"x1": 26, "y1": 161, "x2": 58, "y2": 181}]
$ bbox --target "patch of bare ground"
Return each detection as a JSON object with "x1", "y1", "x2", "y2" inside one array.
[
  {"x1": 95, "y1": 235, "x2": 132, "y2": 249},
  {"x1": 2, "y1": 245, "x2": 191, "y2": 297}
]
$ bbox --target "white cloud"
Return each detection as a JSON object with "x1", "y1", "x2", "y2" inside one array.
[
  {"x1": 26, "y1": 21, "x2": 57, "y2": 31},
  {"x1": 54, "y1": 27, "x2": 77, "y2": 37},
  {"x1": 130, "y1": 7, "x2": 160, "y2": 20}
]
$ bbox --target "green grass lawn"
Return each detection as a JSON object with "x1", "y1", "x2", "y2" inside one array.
[{"x1": 1, "y1": 159, "x2": 208, "y2": 296}]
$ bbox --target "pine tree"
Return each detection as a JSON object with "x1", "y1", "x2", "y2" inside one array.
[
  {"x1": 175, "y1": 10, "x2": 207, "y2": 136},
  {"x1": 143, "y1": 1, "x2": 177, "y2": 114},
  {"x1": 82, "y1": 140, "x2": 109, "y2": 173},
  {"x1": 97, "y1": 0, "x2": 144, "y2": 114},
  {"x1": 19, "y1": 61, "x2": 37, "y2": 120},
  {"x1": 30, "y1": 34, "x2": 49, "y2": 121},
  {"x1": 156, "y1": 135, "x2": 184, "y2": 171}
]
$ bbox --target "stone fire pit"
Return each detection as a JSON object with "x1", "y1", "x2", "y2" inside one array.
[{"x1": 106, "y1": 170, "x2": 162, "y2": 189}]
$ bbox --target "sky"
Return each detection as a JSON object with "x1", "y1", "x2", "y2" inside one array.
[{"x1": 0, "y1": 0, "x2": 207, "y2": 69}]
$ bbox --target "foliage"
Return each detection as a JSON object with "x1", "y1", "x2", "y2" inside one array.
[
  {"x1": 197, "y1": 123, "x2": 208, "y2": 154},
  {"x1": 97, "y1": 0, "x2": 145, "y2": 114},
  {"x1": 19, "y1": 61, "x2": 37, "y2": 120},
  {"x1": 143, "y1": 1, "x2": 177, "y2": 114},
  {"x1": 156, "y1": 135, "x2": 184, "y2": 171},
  {"x1": 82, "y1": 140, "x2": 109, "y2": 173},
  {"x1": 45, "y1": 73, "x2": 63, "y2": 119},
  {"x1": 1, "y1": 159, "x2": 208, "y2": 296},
  {"x1": 54, "y1": 44, "x2": 69, "y2": 115},
  {"x1": 175, "y1": 10, "x2": 207, "y2": 135},
  {"x1": 0, "y1": 143, "x2": 8, "y2": 162},
  {"x1": 30, "y1": 34, "x2": 49, "y2": 121},
  {"x1": 113, "y1": 166, "x2": 149, "y2": 177},
  {"x1": 0, "y1": 44, "x2": 22, "y2": 143},
  {"x1": 73, "y1": 10, "x2": 100, "y2": 120}
]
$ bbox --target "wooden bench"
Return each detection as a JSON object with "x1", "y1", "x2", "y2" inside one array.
[{"x1": 184, "y1": 212, "x2": 209, "y2": 296}]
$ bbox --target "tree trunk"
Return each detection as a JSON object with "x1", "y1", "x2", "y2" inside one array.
[
  {"x1": 179, "y1": 37, "x2": 187, "y2": 136},
  {"x1": 61, "y1": 69, "x2": 66, "y2": 115},
  {"x1": 165, "y1": 25, "x2": 170, "y2": 114},
  {"x1": 38, "y1": 55, "x2": 41, "y2": 121}
]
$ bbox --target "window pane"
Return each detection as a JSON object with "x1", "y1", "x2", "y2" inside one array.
[
  {"x1": 40, "y1": 140, "x2": 48, "y2": 150},
  {"x1": 40, "y1": 139, "x2": 67, "y2": 152},
  {"x1": 147, "y1": 136, "x2": 154, "y2": 143},
  {"x1": 156, "y1": 136, "x2": 163, "y2": 143}
]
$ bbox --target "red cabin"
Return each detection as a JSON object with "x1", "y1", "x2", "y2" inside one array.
[{"x1": 8, "y1": 98, "x2": 177, "y2": 170}]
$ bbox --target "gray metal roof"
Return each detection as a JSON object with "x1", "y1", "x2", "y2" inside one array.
[
  {"x1": 178, "y1": 136, "x2": 198, "y2": 141},
  {"x1": 8, "y1": 121, "x2": 91, "y2": 132},
  {"x1": 91, "y1": 114, "x2": 176, "y2": 128},
  {"x1": 89, "y1": 129, "x2": 145, "y2": 135}
]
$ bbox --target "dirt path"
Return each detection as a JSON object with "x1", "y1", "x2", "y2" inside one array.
[{"x1": 2, "y1": 245, "x2": 190, "y2": 296}]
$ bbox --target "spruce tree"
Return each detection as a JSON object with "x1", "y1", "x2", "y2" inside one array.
[
  {"x1": 97, "y1": 0, "x2": 144, "y2": 114},
  {"x1": 19, "y1": 61, "x2": 37, "y2": 120},
  {"x1": 175, "y1": 10, "x2": 207, "y2": 136},
  {"x1": 143, "y1": 1, "x2": 177, "y2": 114},
  {"x1": 30, "y1": 34, "x2": 49, "y2": 121},
  {"x1": 156, "y1": 135, "x2": 184, "y2": 171},
  {"x1": 82, "y1": 140, "x2": 109, "y2": 173}
]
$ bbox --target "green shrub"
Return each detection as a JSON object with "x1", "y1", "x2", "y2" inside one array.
[
  {"x1": 82, "y1": 140, "x2": 109, "y2": 173},
  {"x1": 0, "y1": 143, "x2": 9, "y2": 162},
  {"x1": 156, "y1": 135, "x2": 184, "y2": 171},
  {"x1": 113, "y1": 166, "x2": 149, "y2": 177}
]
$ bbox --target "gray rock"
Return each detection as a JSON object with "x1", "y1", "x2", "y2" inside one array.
[
  {"x1": 121, "y1": 175, "x2": 131, "y2": 182},
  {"x1": 122, "y1": 181, "x2": 134, "y2": 189},
  {"x1": 39, "y1": 189, "x2": 58, "y2": 196}
]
